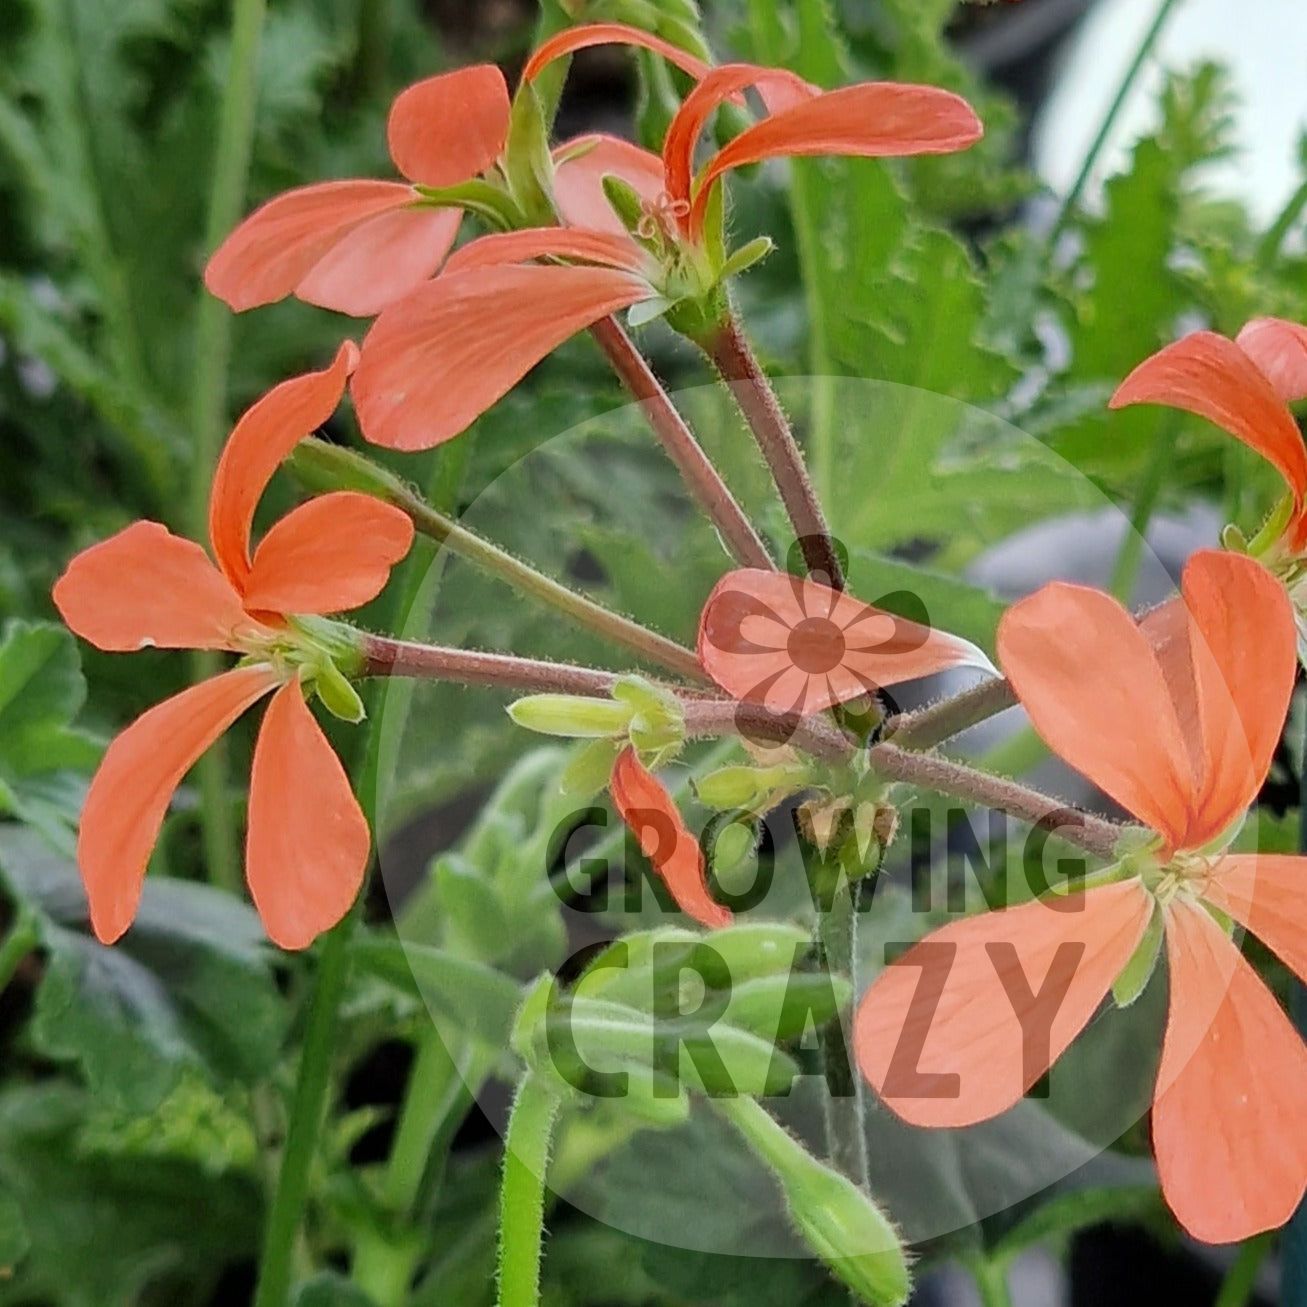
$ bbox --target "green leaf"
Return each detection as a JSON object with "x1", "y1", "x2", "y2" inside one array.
[
  {"x1": 0, "y1": 1190, "x2": 28, "y2": 1273},
  {"x1": 349, "y1": 934, "x2": 522, "y2": 1048},
  {"x1": 0, "y1": 829, "x2": 287, "y2": 1113},
  {"x1": 0, "y1": 1083, "x2": 260, "y2": 1307}
]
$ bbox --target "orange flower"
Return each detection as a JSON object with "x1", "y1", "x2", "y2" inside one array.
[
  {"x1": 526, "y1": 23, "x2": 984, "y2": 243},
  {"x1": 1112, "y1": 318, "x2": 1307, "y2": 551},
  {"x1": 52, "y1": 343, "x2": 414, "y2": 949},
  {"x1": 696, "y1": 568, "x2": 995, "y2": 717},
  {"x1": 348, "y1": 25, "x2": 982, "y2": 450},
  {"x1": 205, "y1": 66, "x2": 511, "y2": 315},
  {"x1": 610, "y1": 746, "x2": 731, "y2": 929},
  {"x1": 855, "y1": 550, "x2": 1307, "y2": 1243}
]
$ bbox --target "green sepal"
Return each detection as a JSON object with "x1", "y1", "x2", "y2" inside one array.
[
  {"x1": 507, "y1": 694, "x2": 634, "y2": 738},
  {"x1": 510, "y1": 972, "x2": 558, "y2": 1063},
  {"x1": 1220, "y1": 521, "x2": 1249, "y2": 553},
  {"x1": 627, "y1": 295, "x2": 679, "y2": 328},
  {"x1": 601, "y1": 173, "x2": 649, "y2": 234},
  {"x1": 715, "y1": 236, "x2": 775, "y2": 284},
  {"x1": 616, "y1": 675, "x2": 685, "y2": 764},
  {"x1": 312, "y1": 658, "x2": 366, "y2": 724},
  {"x1": 413, "y1": 177, "x2": 520, "y2": 230},
  {"x1": 1112, "y1": 905, "x2": 1163, "y2": 1008},
  {"x1": 502, "y1": 85, "x2": 557, "y2": 225},
  {"x1": 559, "y1": 738, "x2": 625, "y2": 797},
  {"x1": 1248, "y1": 491, "x2": 1295, "y2": 557}
]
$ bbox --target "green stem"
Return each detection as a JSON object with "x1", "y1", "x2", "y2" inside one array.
[
  {"x1": 744, "y1": 0, "x2": 836, "y2": 507},
  {"x1": 702, "y1": 311, "x2": 844, "y2": 588},
  {"x1": 968, "y1": 1255, "x2": 1014, "y2": 1307},
  {"x1": 812, "y1": 877, "x2": 870, "y2": 1188},
  {"x1": 1108, "y1": 417, "x2": 1177, "y2": 602},
  {"x1": 252, "y1": 913, "x2": 356, "y2": 1307},
  {"x1": 352, "y1": 1031, "x2": 468, "y2": 1304},
  {"x1": 497, "y1": 1072, "x2": 562, "y2": 1307},
  {"x1": 1215, "y1": 1234, "x2": 1272, "y2": 1307},
  {"x1": 1048, "y1": 0, "x2": 1182, "y2": 243},
  {"x1": 289, "y1": 440, "x2": 708, "y2": 684},
  {"x1": 189, "y1": 0, "x2": 267, "y2": 896},
  {"x1": 0, "y1": 909, "x2": 38, "y2": 996},
  {"x1": 1259, "y1": 177, "x2": 1307, "y2": 265},
  {"x1": 350, "y1": 0, "x2": 391, "y2": 100}
]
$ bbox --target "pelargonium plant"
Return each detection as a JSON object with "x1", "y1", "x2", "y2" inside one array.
[{"x1": 45, "y1": 11, "x2": 1307, "y2": 1307}]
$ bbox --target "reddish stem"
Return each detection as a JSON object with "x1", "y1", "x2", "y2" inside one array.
[{"x1": 590, "y1": 317, "x2": 774, "y2": 571}]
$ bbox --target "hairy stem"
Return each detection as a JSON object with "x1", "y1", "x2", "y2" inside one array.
[
  {"x1": 497, "y1": 1072, "x2": 562, "y2": 1307},
  {"x1": 253, "y1": 914, "x2": 355, "y2": 1307},
  {"x1": 188, "y1": 0, "x2": 267, "y2": 895},
  {"x1": 590, "y1": 317, "x2": 774, "y2": 571},
  {"x1": 868, "y1": 742, "x2": 1124, "y2": 860},
  {"x1": 884, "y1": 678, "x2": 1017, "y2": 751},
  {"x1": 362, "y1": 635, "x2": 633, "y2": 698},
  {"x1": 289, "y1": 439, "x2": 707, "y2": 684},
  {"x1": 701, "y1": 312, "x2": 844, "y2": 587},
  {"x1": 813, "y1": 877, "x2": 871, "y2": 1187}
]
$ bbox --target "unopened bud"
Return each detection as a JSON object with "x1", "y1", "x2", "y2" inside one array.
[
  {"x1": 507, "y1": 694, "x2": 634, "y2": 738},
  {"x1": 716, "y1": 1098, "x2": 912, "y2": 1306}
]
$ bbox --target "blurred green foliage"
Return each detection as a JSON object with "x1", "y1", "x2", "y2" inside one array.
[{"x1": 0, "y1": 0, "x2": 1305, "y2": 1303}]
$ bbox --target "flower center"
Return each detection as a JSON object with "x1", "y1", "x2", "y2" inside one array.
[
  {"x1": 636, "y1": 190, "x2": 690, "y2": 243},
  {"x1": 787, "y1": 616, "x2": 846, "y2": 675}
]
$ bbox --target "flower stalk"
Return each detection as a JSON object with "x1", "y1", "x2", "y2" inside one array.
[
  {"x1": 700, "y1": 311, "x2": 845, "y2": 588},
  {"x1": 589, "y1": 317, "x2": 775, "y2": 571},
  {"x1": 497, "y1": 1072, "x2": 562, "y2": 1307},
  {"x1": 289, "y1": 439, "x2": 708, "y2": 685}
]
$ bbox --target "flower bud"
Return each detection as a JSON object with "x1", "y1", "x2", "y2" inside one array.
[
  {"x1": 507, "y1": 694, "x2": 634, "y2": 738},
  {"x1": 694, "y1": 762, "x2": 808, "y2": 812},
  {"x1": 716, "y1": 1098, "x2": 912, "y2": 1307}
]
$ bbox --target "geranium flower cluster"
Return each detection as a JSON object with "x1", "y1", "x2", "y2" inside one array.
[{"x1": 53, "y1": 18, "x2": 1307, "y2": 1252}]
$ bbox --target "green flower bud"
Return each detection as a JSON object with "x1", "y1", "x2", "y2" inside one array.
[
  {"x1": 507, "y1": 694, "x2": 634, "y2": 738},
  {"x1": 716, "y1": 1098, "x2": 912, "y2": 1307},
  {"x1": 313, "y1": 657, "x2": 366, "y2": 724},
  {"x1": 694, "y1": 762, "x2": 809, "y2": 812},
  {"x1": 1112, "y1": 904, "x2": 1163, "y2": 1008},
  {"x1": 559, "y1": 738, "x2": 625, "y2": 796},
  {"x1": 711, "y1": 820, "x2": 756, "y2": 877}
]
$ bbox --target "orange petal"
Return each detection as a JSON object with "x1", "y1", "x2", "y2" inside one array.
[
  {"x1": 553, "y1": 134, "x2": 667, "y2": 235},
  {"x1": 522, "y1": 21, "x2": 711, "y2": 85},
  {"x1": 442, "y1": 227, "x2": 650, "y2": 275},
  {"x1": 1111, "y1": 331, "x2": 1307, "y2": 508},
  {"x1": 1202, "y1": 855, "x2": 1307, "y2": 985},
  {"x1": 242, "y1": 492, "x2": 414, "y2": 615},
  {"x1": 352, "y1": 265, "x2": 649, "y2": 451},
  {"x1": 856, "y1": 880, "x2": 1153, "y2": 1128},
  {"x1": 53, "y1": 521, "x2": 250, "y2": 652},
  {"x1": 689, "y1": 81, "x2": 983, "y2": 237},
  {"x1": 208, "y1": 341, "x2": 357, "y2": 592},
  {"x1": 386, "y1": 65, "x2": 511, "y2": 187},
  {"x1": 205, "y1": 182, "x2": 420, "y2": 313},
  {"x1": 1235, "y1": 316, "x2": 1307, "y2": 404},
  {"x1": 78, "y1": 665, "x2": 279, "y2": 944},
  {"x1": 246, "y1": 682, "x2": 369, "y2": 950},
  {"x1": 997, "y1": 580, "x2": 1194, "y2": 849},
  {"x1": 663, "y1": 63, "x2": 817, "y2": 210},
  {"x1": 1152, "y1": 900, "x2": 1307, "y2": 1242},
  {"x1": 295, "y1": 205, "x2": 462, "y2": 316},
  {"x1": 697, "y1": 569, "x2": 994, "y2": 717},
  {"x1": 610, "y1": 747, "x2": 731, "y2": 930},
  {"x1": 1172, "y1": 551, "x2": 1295, "y2": 847}
]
